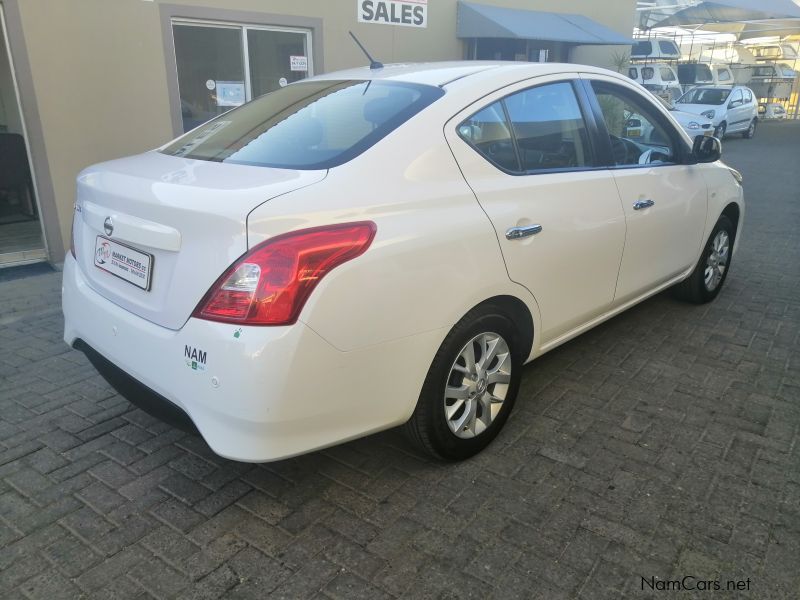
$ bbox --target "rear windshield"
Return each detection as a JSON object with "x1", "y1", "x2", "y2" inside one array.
[
  {"x1": 160, "y1": 80, "x2": 444, "y2": 169},
  {"x1": 678, "y1": 88, "x2": 731, "y2": 105}
]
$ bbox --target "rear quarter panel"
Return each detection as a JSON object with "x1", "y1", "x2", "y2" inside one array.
[{"x1": 246, "y1": 110, "x2": 542, "y2": 356}]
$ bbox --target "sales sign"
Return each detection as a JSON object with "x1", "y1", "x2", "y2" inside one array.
[{"x1": 358, "y1": 0, "x2": 427, "y2": 28}]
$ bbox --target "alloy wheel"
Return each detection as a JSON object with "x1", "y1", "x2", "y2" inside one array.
[
  {"x1": 704, "y1": 229, "x2": 730, "y2": 292},
  {"x1": 444, "y1": 332, "x2": 511, "y2": 439}
]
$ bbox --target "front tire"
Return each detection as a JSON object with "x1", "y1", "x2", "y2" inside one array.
[
  {"x1": 714, "y1": 122, "x2": 727, "y2": 138},
  {"x1": 673, "y1": 214, "x2": 734, "y2": 304},
  {"x1": 404, "y1": 305, "x2": 523, "y2": 461},
  {"x1": 742, "y1": 119, "x2": 756, "y2": 139}
]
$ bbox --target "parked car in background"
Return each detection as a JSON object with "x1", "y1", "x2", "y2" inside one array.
[
  {"x1": 63, "y1": 62, "x2": 744, "y2": 462},
  {"x1": 631, "y1": 38, "x2": 682, "y2": 61},
  {"x1": 759, "y1": 102, "x2": 787, "y2": 119},
  {"x1": 625, "y1": 94, "x2": 714, "y2": 142},
  {"x1": 629, "y1": 63, "x2": 682, "y2": 101},
  {"x1": 676, "y1": 85, "x2": 758, "y2": 138}
]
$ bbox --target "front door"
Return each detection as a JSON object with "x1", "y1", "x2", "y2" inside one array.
[
  {"x1": 585, "y1": 76, "x2": 708, "y2": 304},
  {"x1": 446, "y1": 78, "x2": 626, "y2": 344}
]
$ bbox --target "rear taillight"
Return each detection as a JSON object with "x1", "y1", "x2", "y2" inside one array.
[{"x1": 193, "y1": 222, "x2": 377, "y2": 326}]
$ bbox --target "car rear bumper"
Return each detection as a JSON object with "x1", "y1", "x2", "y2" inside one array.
[{"x1": 62, "y1": 256, "x2": 441, "y2": 462}]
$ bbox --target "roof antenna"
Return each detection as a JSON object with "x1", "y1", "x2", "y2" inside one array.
[{"x1": 349, "y1": 31, "x2": 383, "y2": 70}]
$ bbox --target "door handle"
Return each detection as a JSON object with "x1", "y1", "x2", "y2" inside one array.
[
  {"x1": 505, "y1": 224, "x2": 543, "y2": 240},
  {"x1": 633, "y1": 199, "x2": 655, "y2": 210}
]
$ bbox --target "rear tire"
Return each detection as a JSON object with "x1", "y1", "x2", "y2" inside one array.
[
  {"x1": 672, "y1": 214, "x2": 734, "y2": 304},
  {"x1": 404, "y1": 305, "x2": 523, "y2": 461},
  {"x1": 742, "y1": 119, "x2": 756, "y2": 139}
]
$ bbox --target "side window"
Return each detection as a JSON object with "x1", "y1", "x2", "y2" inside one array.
[
  {"x1": 660, "y1": 67, "x2": 676, "y2": 81},
  {"x1": 744, "y1": 89, "x2": 753, "y2": 103},
  {"x1": 717, "y1": 69, "x2": 731, "y2": 82},
  {"x1": 457, "y1": 101, "x2": 518, "y2": 172},
  {"x1": 591, "y1": 81, "x2": 677, "y2": 167},
  {"x1": 628, "y1": 67, "x2": 638, "y2": 80},
  {"x1": 504, "y1": 82, "x2": 592, "y2": 171},
  {"x1": 641, "y1": 67, "x2": 654, "y2": 81},
  {"x1": 729, "y1": 89, "x2": 743, "y2": 106}
]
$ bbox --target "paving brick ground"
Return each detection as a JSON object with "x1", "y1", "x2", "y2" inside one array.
[{"x1": 1, "y1": 122, "x2": 799, "y2": 599}]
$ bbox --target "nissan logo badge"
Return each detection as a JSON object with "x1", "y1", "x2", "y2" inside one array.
[{"x1": 104, "y1": 217, "x2": 114, "y2": 237}]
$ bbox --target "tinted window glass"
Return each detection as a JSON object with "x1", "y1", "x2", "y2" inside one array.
[
  {"x1": 161, "y1": 80, "x2": 443, "y2": 169},
  {"x1": 659, "y1": 40, "x2": 678, "y2": 54},
  {"x1": 696, "y1": 64, "x2": 712, "y2": 81},
  {"x1": 628, "y1": 67, "x2": 638, "y2": 79},
  {"x1": 717, "y1": 69, "x2": 731, "y2": 82},
  {"x1": 592, "y1": 81, "x2": 676, "y2": 166},
  {"x1": 642, "y1": 67, "x2": 655, "y2": 81},
  {"x1": 660, "y1": 68, "x2": 676, "y2": 81},
  {"x1": 504, "y1": 82, "x2": 591, "y2": 171},
  {"x1": 632, "y1": 41, "x2": 652, "y2": 56},
  {"x1": 458, "y1": 102, "x2": 519, "y2": 172},
  {"x1": 678, "y1": 87, "x2": 731, "y2": 105}
]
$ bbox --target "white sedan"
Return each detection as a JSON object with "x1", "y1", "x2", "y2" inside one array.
[{"x1": 63, "y1": 62, "x2": 744, "y2": 462}]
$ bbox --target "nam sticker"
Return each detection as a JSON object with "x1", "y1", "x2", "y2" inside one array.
[{"x1": 184, "y1": 345, "x2": 207, "y2": 372}]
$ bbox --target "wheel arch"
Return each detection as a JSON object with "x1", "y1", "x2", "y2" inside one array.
[
  {"x1": 722, "y1": 201, "x2": 740, "y2": 236},
  {"x1": 465, "y1": 294, "x2": 535, "y2": 363}
]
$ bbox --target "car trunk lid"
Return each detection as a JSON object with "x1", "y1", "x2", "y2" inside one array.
[{"x1": 73, "y1": 151, "x2": 326, "y2": 330}]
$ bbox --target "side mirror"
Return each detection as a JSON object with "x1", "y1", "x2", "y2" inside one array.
[{"x1": 692, "y1": 135, "x2": 721, "y2": 163}]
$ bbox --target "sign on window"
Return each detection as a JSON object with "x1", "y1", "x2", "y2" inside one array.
[{"x1": 357, "y1": 0, "x2": 427, "y2": 28}]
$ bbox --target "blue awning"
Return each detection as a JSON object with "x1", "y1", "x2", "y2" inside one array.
[{"x1": 457, "y1": 1, "x2": 633, "y2": 45}]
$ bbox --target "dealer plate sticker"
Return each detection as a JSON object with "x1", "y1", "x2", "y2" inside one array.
[{"x1": 94, "y1": 236, "x2": 153, "y2": 291}]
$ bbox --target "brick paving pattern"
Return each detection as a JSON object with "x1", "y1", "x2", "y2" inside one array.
[{"x1": 1, "y1": 122, "x2": 799, "y2": 599}]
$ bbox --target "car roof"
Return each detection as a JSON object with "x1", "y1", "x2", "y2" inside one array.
[{"x1": 307, "y1": 61, "x2": 620, "y2": 88}]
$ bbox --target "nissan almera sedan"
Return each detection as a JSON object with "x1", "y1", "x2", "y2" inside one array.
[{"x1": 63, "y1": 62, "x2": 744, "y2": 462}]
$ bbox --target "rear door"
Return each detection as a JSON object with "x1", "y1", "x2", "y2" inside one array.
[
  {"x1": 583, "y1": 75, "x2": 708, "y2": 304},
  {"x1": 445, "y1": 76, "x2": 626, "y2": 344}
]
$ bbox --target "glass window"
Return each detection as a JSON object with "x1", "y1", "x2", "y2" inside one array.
[
  {"x1": 717, "y1": 69, "x2": 731, "y2": 82},
  {"x1": 632, "y1": 41, "x2": 652, "y2": 57},
  {"x1": 695, "y1": 64, "x2": 712, "y2": 81},
  {"x1": 592, "y1": 81, "x2": 677, "y2": 167},
  {"x1": 743, "y1": 89, "x2": 753, "y2": 103},
  {"x1": 641, "y1": 67, "x2": 655, "y2": 81},
  {"x1": 729, "y1": 89, "x2": 744, "y2": 105},
  {"x1": 173, "y1": 22, "x2": 313, "y2": 133},
  {"x1": 458, "y1": 101, "x2": 518, "y2": 172},
  {"x1": 161, "y1": 80, "x2": 443, "y2": 170},
  {"x1": 173, "y1": 24, "x2": 245, "y2": 133},
  {"x1": 659, "y1": 67, "x2": 676, "y2": 81},
  {"x1": 678, "y1": 87, "x2": 731, "y2": 105},
  {"x1": 503, "y1": 82, "x2": 591, "y2": 171},
  {"x1": 247, "y1": 29, "x2": 309, "y2": 98},
  {"x1": 659, "y1": 40, "x2": 678, "y2": 55},
  {"x1": 628, "y1": 67, "x2": 638, "y2": 80}
]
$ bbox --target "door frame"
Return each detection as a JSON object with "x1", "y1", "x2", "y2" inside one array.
[
  {"x1": 0, "y1": 1, "x2": 60, "y2": 265},
  {"x1": 159, "y1": 4, "x2": 323, "y2": 138}
]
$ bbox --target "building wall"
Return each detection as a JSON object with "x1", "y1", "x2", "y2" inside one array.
[
  {"x1": 0, "y1": 24, "x2": 24, "y2": 135},
  {"x1": 11, "y1": 0, "x2": 636, "y2": 258}
]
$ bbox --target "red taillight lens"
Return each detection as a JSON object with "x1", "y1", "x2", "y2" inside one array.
[{"x1": 193, "y1": 221, "x2": 377, "y2": 326}]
